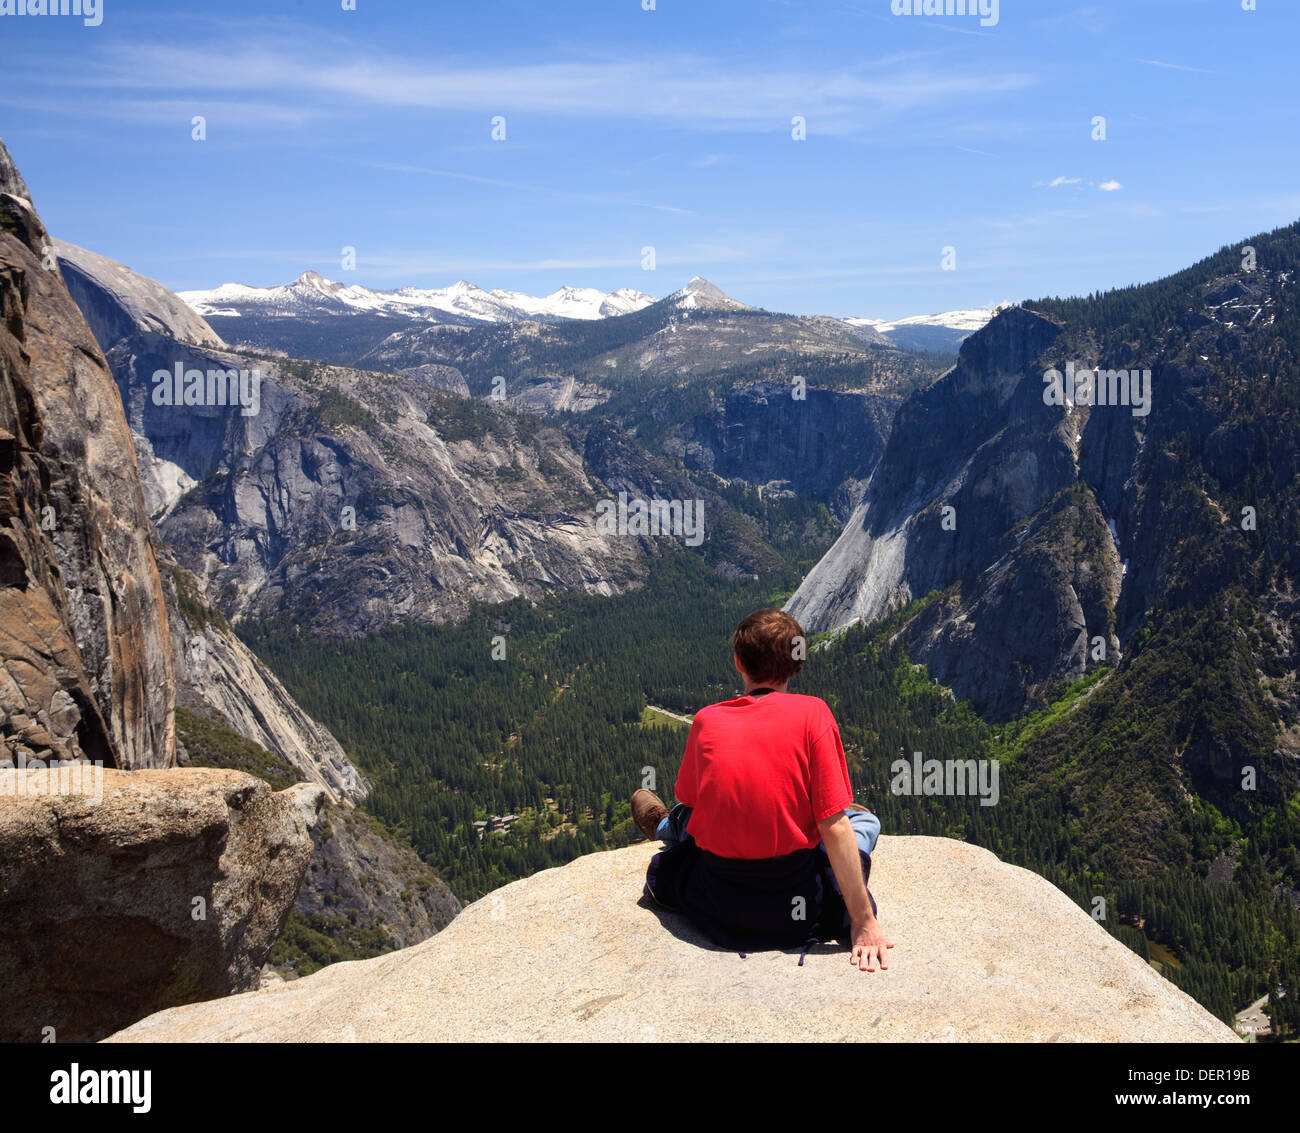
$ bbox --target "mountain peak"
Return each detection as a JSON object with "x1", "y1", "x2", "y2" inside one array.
[
  {"x1": 295, "y1": 270, "x2": 345, "y2": 295},
  {"x1": 666, "y1": 277, "x2": 754, "y2": 313}
]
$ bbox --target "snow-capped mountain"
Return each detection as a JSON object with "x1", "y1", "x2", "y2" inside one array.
[
  {"x1": 179, "y1": 271, "x2": 656, "y2": 325},
  {"x1": 663, "y1": 276, "x2": 757, "y2": 313},
  {"x1": 845, "y1": 307, "x2": 1003, "y2": 352}
]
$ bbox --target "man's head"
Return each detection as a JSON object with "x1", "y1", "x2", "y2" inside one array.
[{"x1": 732, "y1": 608, "x2": 806, "y2": 688}]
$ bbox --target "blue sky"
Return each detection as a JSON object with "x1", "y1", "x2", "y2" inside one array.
[{"x1": 2, "y1": 0, "x2": 1297, "y2": 319}]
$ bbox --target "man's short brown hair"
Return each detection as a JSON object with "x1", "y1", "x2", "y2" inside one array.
[{"x1": 732, "y1": 608, "x2": 805, "y2": 686}]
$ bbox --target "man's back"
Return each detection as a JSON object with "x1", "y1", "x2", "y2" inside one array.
[{"x1": 674, "y1": 690, "x2": 853, "y2": 860}]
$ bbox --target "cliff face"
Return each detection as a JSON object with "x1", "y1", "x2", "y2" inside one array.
[
  {"x1": 43, "y1": 227, "x2": 460, "y2": 970},
  {"x1": 290, "y1": 805, "x2": 461, "y2": 958},
  {"x1": 105, "y1": 838, "x2": 1238, "y2": 1043},
  {"x1": 161, "y1": 564, "x2": 463, "y2": 971},
  {"x1": 786, "y1": 306, "x2": 1118, "y2": 720},
  {"x1": 678, "y1": 382, "x2": 897, "y2": 510},
  {"x1": 147, "y1": 346, "x2": 652, "y2": 635},
  {"x1": 162, "y1": 558, "x2": 365, "y2": 804},
  {"x1": 0, "y1": 141, "x2": 174, "y2": 769}
]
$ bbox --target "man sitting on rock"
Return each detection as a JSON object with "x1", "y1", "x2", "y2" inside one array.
[{"x1": 633, "y1": 609, "x2": 893, "y2": 970}]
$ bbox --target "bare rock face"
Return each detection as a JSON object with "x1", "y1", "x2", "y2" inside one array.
[
  {"x1": 53, "y1": 239, "x2": 225, "y2": 353},
  {"x1": 292, "y1": 804, "x2": 461, "y2": 954},
  {"x1": 0, "y1": 766, "x2": 323, "y2": 1042},
  {"x1": 680, "y1": 381, "x2": 898, "y2": 508},
  {"x1": 106, "y1": 837, "x2": 1236, "y2": 1043},
  {"x1": 1, "y1": 258, "x2": 115, "y2": 769},
  {"x1": 398, "y1": 363, "x2": 470, "y2": 397},
  {"x1": 163, "y1": 558, "x2": 365, "y2": 805},
  {"x1": 785, "y1": 307, "x2": 1129, "y2": 720},
  {"x1": 0, "y1": 139, "x2": 175, "y2": 769},
  {"x1": 506, "y1": 374, "x2": 609, "y2": 414}
]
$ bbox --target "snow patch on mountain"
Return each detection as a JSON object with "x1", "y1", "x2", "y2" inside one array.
[
  {"x1": 663, "y1": 277, "x2": 756, "y2": 313},
  {"x1": 846, "y1": 308, "x2": 1000, "y2": 334},
  {"x1": 180, "y1": 272, "x2": 656, "y2": 325},
  {"x1": 844, "y1": 307, "x2": 1004, "y2": 353}
]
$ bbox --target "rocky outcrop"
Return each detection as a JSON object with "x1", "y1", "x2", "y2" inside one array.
[
  {"x1": 0, "y1": 139, "x2": 174, "y2": 769},
  {"x1": 54, "y1": 239, "x2": 224, "y2": 352},
  {"x1": 0, "y1": 767, "x2": 322, "y2": 1042},
  {"x1": 163, "y1": 559, "x2": 364, "y2": 804},
  {"x1": 399, "y1": 363, "x2": 470, "y2": 397},
  {"x1": 290, "y1": 804, "x2": 460, "y2": 954},
  {"x1": 106, "y1": 836, "x2": 1237, "y2": 1042}
]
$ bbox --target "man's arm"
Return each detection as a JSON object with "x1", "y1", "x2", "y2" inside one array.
[
  {"x1": 818, "y1": 812, "x2": 894, "y2": 972},
  {"x1": 673, "y1": 718, "x2": 702, "y2": 807}
]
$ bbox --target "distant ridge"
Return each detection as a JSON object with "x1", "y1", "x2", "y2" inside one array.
[{"x1": 180, "y1": 272, "x2": 656, "y2": 325}]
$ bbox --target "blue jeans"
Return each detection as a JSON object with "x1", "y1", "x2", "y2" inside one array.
[{"x1": 656, "y1": 804, "x2": 880, "y2": 856}]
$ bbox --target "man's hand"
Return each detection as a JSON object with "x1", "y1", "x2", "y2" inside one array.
[
  {"x1": 819, "y1": 811, "x2": 894, "y2": 972},
  {"x1": 850, "y1": 915, "x2": 894, "y2": 972}
]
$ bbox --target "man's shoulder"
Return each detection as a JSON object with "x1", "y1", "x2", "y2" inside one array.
[
  {"x1": 696, "y1": 696, "x2": 744, "y2": 722},
  {"x1": 779, "y1": 692, "x2": 836, "y2": 721}
]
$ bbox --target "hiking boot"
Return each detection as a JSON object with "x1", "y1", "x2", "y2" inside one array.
[{"x1": 632, "y1": 789, "x2": 670, "y2": 841}]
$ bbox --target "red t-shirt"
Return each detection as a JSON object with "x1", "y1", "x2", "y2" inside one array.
[{"x1": 673, "y1": 691, "x2": 853, "y2": 860}]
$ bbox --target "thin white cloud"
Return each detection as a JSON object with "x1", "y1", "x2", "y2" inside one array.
[
  {"x1": 1135, "y1": 58, "x2": 1221, "y2": 76},
  {"x1": 16, "y1": 34, "x2": 1037, "y2": 136},
  {"x1": 0, "y1": 95, "x2": 319, "y2": 127},
  {"x1": 1098, "y1": 180, "x2": 1123, "y2": 192},
  {"x1": 1035, "y1": 176, "x2": 1082, "y2": 188}
]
